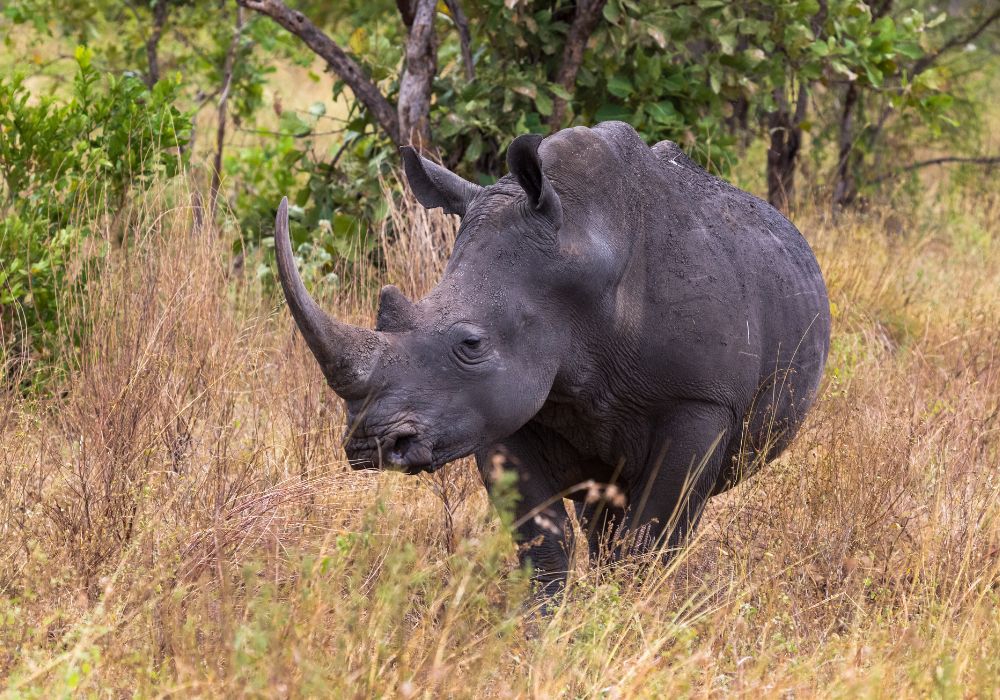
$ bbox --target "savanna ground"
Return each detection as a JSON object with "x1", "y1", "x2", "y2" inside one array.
[{"x1": 2, "y1": 69, "x2": 1000, "y2": 700}]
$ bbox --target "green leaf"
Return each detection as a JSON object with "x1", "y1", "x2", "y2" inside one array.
[
  {"x1": 718, "y1": 34, "x2": 738, "y2": 55},
  {"x1": 831, "y1": 61, "x2": 858, "y2": 81},
  {"x1": 535, "y1": 90, "x2": 553, "y2": 116},
  {"x1": 279, "y1": 111, "x2": 312, "y2": 136},
  {"x1": 511, "y1": 81, "x2": 537, "y2": 100},
  {"x1": 895, "y1": 41, "x2": 923, "y2": 60},
  {"x1": 465, "y1": 133, "x2": 483, "y2": 163},
  {"x1": 927, "y1": 11, "x2": 947, "y2": 28},
  {"x1": 607, "y1": 74, "x2": 634, "y2": 99},
  {"x1": 863, "y1": 63, "x2": 883, "y2": 87},
  {"x1": 602, "y1": 2, "x2": 621, "y2": 23},
  {"x1": 646, "y1": 101, "x2": 679, "y2": 126},
  {"x1": 709, "y1": 72, "x2": 721, "y2": 94},
  {"x1": 646, "y1": 25, "x2": 667, "y2": 49},
  {"x1": 549, "y1": 83, "x2": 573, "y2": 100},
  {"x1": 810, "y1": 40, "x2": 830, "y2": 57}
]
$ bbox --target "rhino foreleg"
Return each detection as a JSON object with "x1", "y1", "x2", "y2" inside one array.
[{"x1": 476, "y1": 434, "x2": 574, "y2": 596}]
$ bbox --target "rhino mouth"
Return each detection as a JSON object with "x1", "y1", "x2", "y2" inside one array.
[{"x1": 344, "y1": 428, "x2": 436, "y2": 474}]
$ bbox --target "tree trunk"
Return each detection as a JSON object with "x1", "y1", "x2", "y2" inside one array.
[
  {"x1": 398, "y1": 0, "x2": 437, "y2": 149},
  {"x1": 549, "y1": 0, "x2": 608, "y2": 130},
  {"x1": 832, "y1": 81, "x2": 859, "y2": 211},
  {"x1": 766, "y1": 84, "x2": 807, "y2": 214},
  {"x1": 144, "y1": 0, "x2": 169, "y2": 88},
  {"x1": 830, "y1": 0, "x2": 897, "y2": 211}
]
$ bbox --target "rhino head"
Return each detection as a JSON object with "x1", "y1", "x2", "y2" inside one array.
[{"x1": 276, "y1": 131, "x2": 612, "y2": 474}]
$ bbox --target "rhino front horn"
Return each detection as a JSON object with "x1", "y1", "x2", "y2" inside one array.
[{"x1": 274, "y1": 197, "x2": 384, "y2": 396}]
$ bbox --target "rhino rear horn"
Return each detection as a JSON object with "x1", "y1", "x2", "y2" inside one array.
[
  {"x1": 507, "y1": 133, "x2": 563, "y2": 229},
  {"x1": 274, "y1": 197, "x2": 384, "y2": 396},
  {"x1": 401, "y1": 147, "x2": 482, "y2": 216},
  {"x1": 375, "y1": 284, "x2": 417, "y2": 332}
]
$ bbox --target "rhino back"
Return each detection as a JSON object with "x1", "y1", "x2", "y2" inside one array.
[{"x1": 643, "y1": 139, "x2": 830, "y2": 468}]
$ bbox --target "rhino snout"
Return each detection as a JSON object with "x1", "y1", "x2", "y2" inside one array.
[{"x1": 344, "y1": 426, "x2": 434, "y2": 474}]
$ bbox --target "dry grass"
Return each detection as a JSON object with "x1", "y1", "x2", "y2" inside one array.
[{"x1": 1, "y1": 161, "x2": 998, "y2": 698}]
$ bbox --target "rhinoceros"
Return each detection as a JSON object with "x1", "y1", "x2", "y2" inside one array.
[{"x1": 274, "y1": 121, "x2": 830, "y2": 592}]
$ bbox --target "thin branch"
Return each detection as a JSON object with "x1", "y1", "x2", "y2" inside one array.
[
  {"x1": 235, "y1": 127, "x2": 347, "y2": 138},
  {"x1": 238, "y1": 0, "x2": 401, "y2": 145},
  {"x1": 444, "y1": 0, "x2": 474, "y2": 81},
  {"x1": 911, "y1": 8, "x2": 1000, "y2": 76},
  {"x1": 872, "y1": 155, "x2": 1000, "y2": 183},
  {"x1": 549, "y1": 0, "x2": 608, "y2": 130},
  {"x1": 210, "y1": 4, "x2": 246, "y2": 217},
  {"x1": 171, "y1": 27, "x2": 217, "y2": 67}
]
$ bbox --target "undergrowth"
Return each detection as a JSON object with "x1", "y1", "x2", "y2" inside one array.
[{"x1": 0, "y1": 167, "x2": 997, "y2": 697}]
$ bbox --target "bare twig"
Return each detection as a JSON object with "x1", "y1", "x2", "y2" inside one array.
[
  {"x1": 549, "y1": 0, "x2": 608, "y2": 130},
  {"x1": 238, "y1": 0, "x2": 402, "y2": 145},
  {"x1": 911, "y1": 8, "x2": 1000, "y2": 76},
  {"x1": 872, "y1": 155, "x2": 1000, "y2": 183},
  {"x1": 210, "y1": 3, "x2": 246, "y2": 217},
  {"x1": 235, "y1": 127, "x2": 347, "y2": 139}
]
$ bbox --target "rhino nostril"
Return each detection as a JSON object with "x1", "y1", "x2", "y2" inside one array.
[{"x1": 389, "y1": 433, "x2": 416, "y2": 464}]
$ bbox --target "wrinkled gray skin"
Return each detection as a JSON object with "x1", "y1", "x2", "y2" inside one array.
[{"x1": 274, "y1": 121, "x2": 830, "y2": 593}]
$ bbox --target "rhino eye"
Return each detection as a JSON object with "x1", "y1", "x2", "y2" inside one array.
[{"x1": 454, "y1": 334, "x2": 489, "y2": 365}]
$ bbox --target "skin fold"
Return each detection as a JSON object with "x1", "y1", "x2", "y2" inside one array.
[{"x1": 274, "y1": 121, "x2": 831, "y2": 593}]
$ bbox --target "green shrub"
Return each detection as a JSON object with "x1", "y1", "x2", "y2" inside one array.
[{"x1": 0, "y1": 46, "x2": 191, "y2": 384}]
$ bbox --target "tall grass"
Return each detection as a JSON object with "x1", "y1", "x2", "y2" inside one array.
[{"x1": 0, "y1": 166, "x2": 998, "y2": 697}]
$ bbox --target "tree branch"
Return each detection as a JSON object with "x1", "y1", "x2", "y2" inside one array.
[
  {"x1": 444, "y1": 0, "x2": 474, "y2": 81},
  {"x1": 872, "y1": 155, "x2": 1000, "y2": 183},
  {"x1": 549, "y1": 0, "x2": 608, "y2": 130},
  {"x1": 911, "y1": 8, "x2": 1000, "y2": 76},
  {"x1": 210, "y1": 3, "x2": 245, "y2": 217},
  {"x1": 237, "y1": 0, "x2": 401, "y2": 145},
  {"x1": 398, "y1": 0, "x2": 437, "y2": 149}
]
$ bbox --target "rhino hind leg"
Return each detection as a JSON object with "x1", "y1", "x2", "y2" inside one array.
[
  {"x1": 573, "y1": 500, "x2": 628, "y2": 566},
  {"x1": 714, "y1": 362, "x2": 822, "y2": 495},
  {"x1": 622, "y1": 402, "x2": 735, "y2": 559}
]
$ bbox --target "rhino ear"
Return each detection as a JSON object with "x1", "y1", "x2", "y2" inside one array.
[
  {"x1": 506, "y1": 134, "x2": 563, "y2": 229},
  {"x1": 401, "y1": 146, "x2": 482, "y2": 216}
]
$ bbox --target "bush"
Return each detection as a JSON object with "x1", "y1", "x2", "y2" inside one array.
[{"x1": 0, "y1": 46, "x2": 191, "y2": 383}]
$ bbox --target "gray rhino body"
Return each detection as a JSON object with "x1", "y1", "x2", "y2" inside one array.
[{"x1": 275, "y1": 121, "x2": 830, "y2": 591}]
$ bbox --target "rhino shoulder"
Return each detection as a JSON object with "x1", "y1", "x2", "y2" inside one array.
[
  {"x1": 539, "y1": 121, "x2": 661, "y2": 193},
  {"x1": 650, "y1": 140, "x2": 715, "y2": 182}
]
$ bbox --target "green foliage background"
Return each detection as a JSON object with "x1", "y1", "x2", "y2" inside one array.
[{"x1": 1, "y1": 0, "x2": 997, "y2": 383}]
